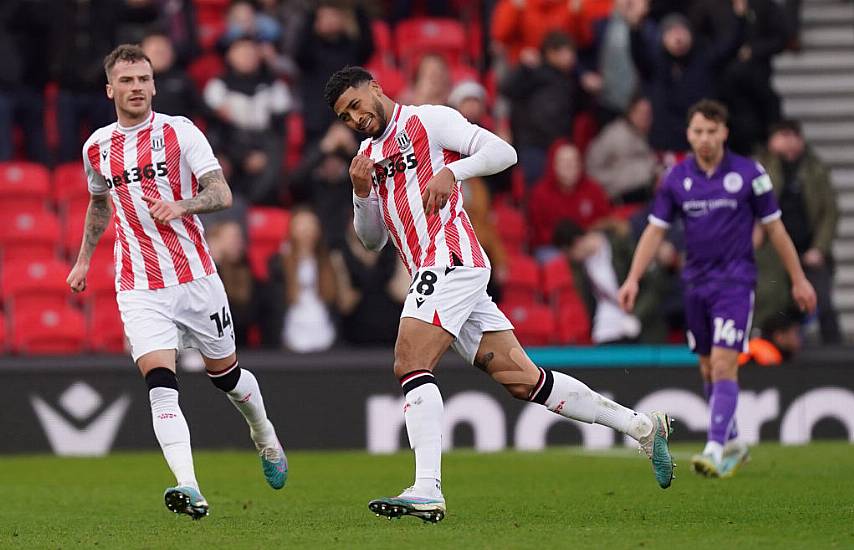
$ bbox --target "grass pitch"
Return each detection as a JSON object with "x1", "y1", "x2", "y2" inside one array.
[{"x1": 0, "y1": 443, "x2": 852, "y2": 549}]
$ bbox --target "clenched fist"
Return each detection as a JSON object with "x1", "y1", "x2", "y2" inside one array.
[{"x1": 349, "y1": 154, "x2": 375, "y2": 198}]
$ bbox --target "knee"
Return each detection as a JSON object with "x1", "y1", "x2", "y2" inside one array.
[
  {"x1": 393, "y1": 359, "x2": 423, "y2": 380},
  {"x1": 710, "y1": 357, "x2": 738, "y2": 381}
]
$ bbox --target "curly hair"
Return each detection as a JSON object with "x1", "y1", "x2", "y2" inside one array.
[{"x1": 323, "y1": 66, "x2": 374, "y2": 109}]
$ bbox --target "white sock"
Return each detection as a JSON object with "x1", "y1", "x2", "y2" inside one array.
[
  {"x1": 149, "y1": 387, "x2": 198, "y2": 490},
  {"x1": 402, "y1": 380, "x2": 443, "y2": 496},
  {"x1": 540, "y1": 371, "x2": 653, "y2": 441},
  {"x1": 226, "y1": 369, "x2": 277, "y2": 449},
  {"x1": 703, "y1": 440, "x2": 724, "y2": 463}
]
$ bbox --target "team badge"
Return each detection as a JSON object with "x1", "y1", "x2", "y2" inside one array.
[
  {"x1": 683, "y1": 177, "x2": 692, "y2": 191},
  {"x1": 395, "y1": 130, "x2": 412, "y2": 152},
  {"x1": 151, "y1": 135, "x2": 165, "y2": 151},
  {"x1": 723, "y1": 172, "x2": 743, "y2": 193}
]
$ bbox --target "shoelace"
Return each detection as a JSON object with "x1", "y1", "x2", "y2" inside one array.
[{"x1": 260, "y1": 446, "x2": 283, "y2": 462}]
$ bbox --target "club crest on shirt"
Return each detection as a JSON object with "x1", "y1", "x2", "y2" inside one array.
[
  {"x1": 151, "y1": 135, "x2": 165, "y2": 151},
  {"x1": 395, "y1": 130, "x2": 412, "y2": 152},
  {"x1": 683, "y1": 177, "x2": 692, "y2": 191},
  {"x1": 723, "y1": 172, "x2": 743, "y2": 193}
]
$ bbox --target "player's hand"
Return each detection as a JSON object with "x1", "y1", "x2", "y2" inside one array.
[
  {"x1": 142, "y1": 195, "x2": 187, "y2": 224},
  {"x1": 802, "y1": 248, "x2": 825, "y2": 268},
  {"x1": 617, "y1": 278, "x2": 639, "y2": 313},
  {"x1": 791, "y1": 277, "x2": 817, "y2": 314},
  {"x1": 422, "y1": 168, "x2": 456, "y2": 216},
  {"x1": 66, "y1": 262, "x2": 89, "y2": 293},
  {"x1": 349, "y1": 154, "x2": 374, "y2": 198}
]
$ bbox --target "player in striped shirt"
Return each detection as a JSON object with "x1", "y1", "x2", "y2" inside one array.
[
  {"x1": 66, "y1": 44, "x2": 286, "y2": 519},
  {"x1": 325, "y1": 66, "x2": 675, "y2": 523}
]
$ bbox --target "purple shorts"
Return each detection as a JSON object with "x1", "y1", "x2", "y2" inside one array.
[{"x1": 684, "y1": 283, "x2": 754, "y2": 356}]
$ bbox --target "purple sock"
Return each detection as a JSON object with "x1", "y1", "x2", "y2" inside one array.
[
  {"x1": 708, "y1": 380, "x2": 739, "y2": 445},
  {"x1": 704, "y1": 381, "x2": 739, "y2": 440}
]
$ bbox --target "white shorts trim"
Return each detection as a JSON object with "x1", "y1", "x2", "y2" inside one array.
[{"x1": 116, "y1": 274, "x2": 236, "y2": 362}]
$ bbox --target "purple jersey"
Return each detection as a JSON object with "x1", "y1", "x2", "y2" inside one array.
[{"x1": 649, "y1": 150, "x2": 781, "y2": 286}]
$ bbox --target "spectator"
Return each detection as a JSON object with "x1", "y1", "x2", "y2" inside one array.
[
  {"x1": 117, "y1": 0, "x2": 200, "y2": 66},
  {"x1": 627, "y1": 0, "x2": 747, "y2": 152},
  {"x1": 740, "y1": 311, "x2": 803, "y2": 366},
  {"x1": 219, "y1": 0, "x2": 283, "y2": 47},
  {"x1": 500, "y1": 31, "x2": 583, "y2": 184},
  {"x1": 207, "y1": 220, "x2": 256, "y2": 348},
  {"x1": 448, "y1": 80, "x2": 491, "y2": 130},
  {"x1": 142, "y1": 32, "x2": 205, "y2": 118},
  {"x1": 529, "y1": 140, "x2": 611, "y2": 259},
  {"x1": 491, "y1": 0, "x2": 592, "y2": 65},
  {"x1": 754, "y1": 120, "x2": 841, "y2": 344},
  {"x1": 330, "y1": 223, "x2": 409, "y2": 346},
  {"x1": 272, "y1": 208, "x2": 337, "y2": 352},
  {"x1": 295, "y1": 1, "x2": 373, "y2": 146},
  {"x1": 0, "y1": 0, "x2": 51, "y2": 163},
  {"x1": 52, "y1": 0, "x2": 120, "y2": 162},
  {"x1": 585, "y1": 95, "x2": 657, "y2": 204},
  {"x1": 398, "y1": 53, "x2": 452, "y2": 107},
  {"x1": 204, "y1": 37, "x2": 292, "y2": 204},
  {"x1": 289, "y1": 121, "x2": 358, "y2": 250},
  {"x1": 579, "y1": 0, "x2": 639, "y2": 125}
]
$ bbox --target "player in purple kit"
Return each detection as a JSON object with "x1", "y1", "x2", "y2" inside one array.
[{"x1": 619, "y1": 100, "x2": 816, "y2": 478}]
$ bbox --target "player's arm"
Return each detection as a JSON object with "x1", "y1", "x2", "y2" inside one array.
[
  {"x1": 763, "y1": 218, "x2": 817, "y2": 313},
  {"x1": 67, "y1": 192, "x2": 112, "y2": 293},
  {"x1": 349, "y1": 155, "x2": 388, "y2": 251},
  {"x1": 143, "y1": 169, "x2": 233, "y2": 223},
  {"x1": 617, "y1": 223, "x2": 667, "y2": 312},
  {"x1": 422, "y1": 106, "x2": 517, "y2": 215}
]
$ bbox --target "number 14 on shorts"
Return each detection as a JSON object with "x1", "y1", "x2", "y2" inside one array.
[
  {"x1": 210, "y1": 307, "x2": 234, "y2": 339},
  {"x1": 713, "y1": 317, "x2": 743, "y2": 347}
]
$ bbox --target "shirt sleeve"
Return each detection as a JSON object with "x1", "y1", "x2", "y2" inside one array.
[
  {"x1": 648, "y1": 171, "x2": 677, "y2": 228},
  {"x1": 82, "y1": 139, "x2": 109, "y2": 195},
  {"x1": 422, "y1": 105, "x2": 517, "y2": 180},
  {"x1": 750, "y1": 162, "x2": 782, "y2": 224},
  {"x1": 175, "y1": 117, "x2": 221, "y2": 179}
]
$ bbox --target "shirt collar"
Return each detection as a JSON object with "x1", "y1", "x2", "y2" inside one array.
[
  {"x1": 116, "y1": 111, "x2": 156, "y2": 134},
  {"x1": 373, "y1": 103, "x2": 401, "y2": 144},
  {"x1": 688, "y1": 149, "x2": 732, "y2": 178}
]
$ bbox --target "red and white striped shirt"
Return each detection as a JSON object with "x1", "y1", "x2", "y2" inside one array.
[
  {"x1": 359, "y1": 104, "x2": 490, "y2": 275},
  {"x1": 82, "y1": 111, "x2": 219, "y2": 291}
]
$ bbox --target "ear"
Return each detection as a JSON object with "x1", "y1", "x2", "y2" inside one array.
[
  {"x1": 369, "y1": 80, "x2": 384, "y2": 97},
  {"x1": 106, "y1": 83, "x2": 114, "y2": 100}
]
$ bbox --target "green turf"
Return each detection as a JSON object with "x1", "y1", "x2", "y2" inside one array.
[{"x1": 0, "y1": 443, "x2": 852, "y2": 549}]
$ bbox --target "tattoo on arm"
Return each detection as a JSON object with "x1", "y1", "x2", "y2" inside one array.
[
  {"x1": 473, "y1": 352, "x2": 494, "y2": 373},
  {"x1": 77, "y1": 194, "x2": 112, "y2": 264},
  {"x1": 177, "y1": 169, "x2": 233, "y2": 215}
]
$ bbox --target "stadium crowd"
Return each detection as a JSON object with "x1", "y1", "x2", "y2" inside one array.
[{"x1": 0, "y1": 0, "x2": 839, "y2": 356}]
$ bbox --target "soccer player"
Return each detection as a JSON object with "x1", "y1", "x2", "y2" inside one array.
[
  {"x1": 66, "y1": 45, "x2": 287, "y2": 519},
  {"x1": 618, "y1": 99, "x2": 817, "y2": 478},
  {"x1": 325, "y1": 66, "x2": 674, "y2": 523}
]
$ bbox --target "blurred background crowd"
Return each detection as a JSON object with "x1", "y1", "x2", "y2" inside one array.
[{"x1": 0, "y1": 0, "x2": 842, "y2": 360}]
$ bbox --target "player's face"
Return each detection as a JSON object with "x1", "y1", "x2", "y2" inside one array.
[
  {"x1": 687, "y1": 113, "x2": 728, "y2": 163},
  {"x1": 107, "y1": 60, "x2": 156, "y2": 120},
  {"x1": 334, "y1": 81, "x2": 388, "y2": 139}
]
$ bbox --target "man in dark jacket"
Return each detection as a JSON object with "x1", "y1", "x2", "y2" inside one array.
[
  {"x1": 500, "y1": 31, "x2": 583, "y2": 185},
  {"x1": 755, "y1": 120, "x2": 841, "y2": 343},
  {"x1": 628, "y1": 0, "x2": 747, "y2": 152}
]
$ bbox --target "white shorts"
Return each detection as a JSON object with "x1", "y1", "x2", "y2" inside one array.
[
  {"x1": 401, "y1": 266, "x2": 514, "y2": 365},
  {"x1": 116, "y1": 274, "x2": 236, "y2": 362}
]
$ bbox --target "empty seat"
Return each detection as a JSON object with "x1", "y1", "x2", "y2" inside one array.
[
  {"x1": 13, "y1": 305, "x2": 87, "y2": 355},
  {"x1": 247, "y1": 207, "x2": 290, "y2": 280},
  {"x1": 90, "y1": 300, "x2": 126, "y2": 353},
  {"x1": 0, "y1": 210, "x2": 61, "y2": 262},
  {"x1": 541, "y1": 257, "x2": 574, "y2": 303},
  {"x1": 500, "y1": 302, "x2": 556, "y2": 346},
  {"x1": 1, "y1": 258, "x2": 71, "y2": 313},
  {"x1": 555, "y1": 297, "x2": 592, "y2": 345},
  {"x1": 53, "y1": 161, "x2": 91, "y2": 204},
  {"x1": 0, "y1": 162, "x2": 51, "y2": 210},
  {"x1": 503, "y1": 254, "x2": 540, "y2": 304},
  {"x1": 493, "y1": 205, "x2": 527, "y2": 253},
  {"x1": 394, "y1": 18, "x2": 467, "y2": 69}
]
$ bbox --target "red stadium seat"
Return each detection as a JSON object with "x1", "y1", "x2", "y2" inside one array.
[
  {"x1": 89, "y1": 300, "x2": 126, "y2": 353},
  {"x1": 365, "y1": 61, "x2": 406, "y2": 102},
  {"x1": 247, "y1": 207, "x2": 290, "y2": 280},
  {"x1": 394, "y1": 18, "x2": 467, "y2": 69},
  {"x1": 0, "y1": 161, "x2": 51, "y2": 211},
  {"x1": 0, "y1": 311, "x2": 6, "y2": 353},
  {"x1": 285, "y1": 112, "x2": 305, "y2": 170},
  {"x1": 502, "y1": 254, "x2": 540, "y2": 304},
  {"x1": 188, "y1": 53, "x2": 224, "y2": 91},
  {"x1": 53, "y1": 161, "x2": 91, "y2": 204},
  {"x1": 493, "y1": 204, "x2": 527, "y2": 254},
  {"x1": 0, "y1": 210, "x2": 61, "y2": 262},
  {"x1": 1, "y1": 258, "x2": 71, "y2": 313},
  {"x1": 369, "y1": 20, "x2": 394, "y2": 66},
  {"x1": 541, "y1": 257, "x2": 575, "y2": 304},
  {"x1": 500, "y1": 302, "x2": 556, "y2": 346},
  {"x1": 555, "y1": 297, "x2": 592, "y2": 345},
  {"x1": 12, "y1": 305, "x2": 87, "y2": 355}
]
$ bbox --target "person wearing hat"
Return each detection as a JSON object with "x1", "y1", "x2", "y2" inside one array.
[
  {"x1": 754, "y1": 120, "x2": 841, "y2": 343},
  {"x1": 627, "y1": 0, "x2": 747, "y2": 152}
]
